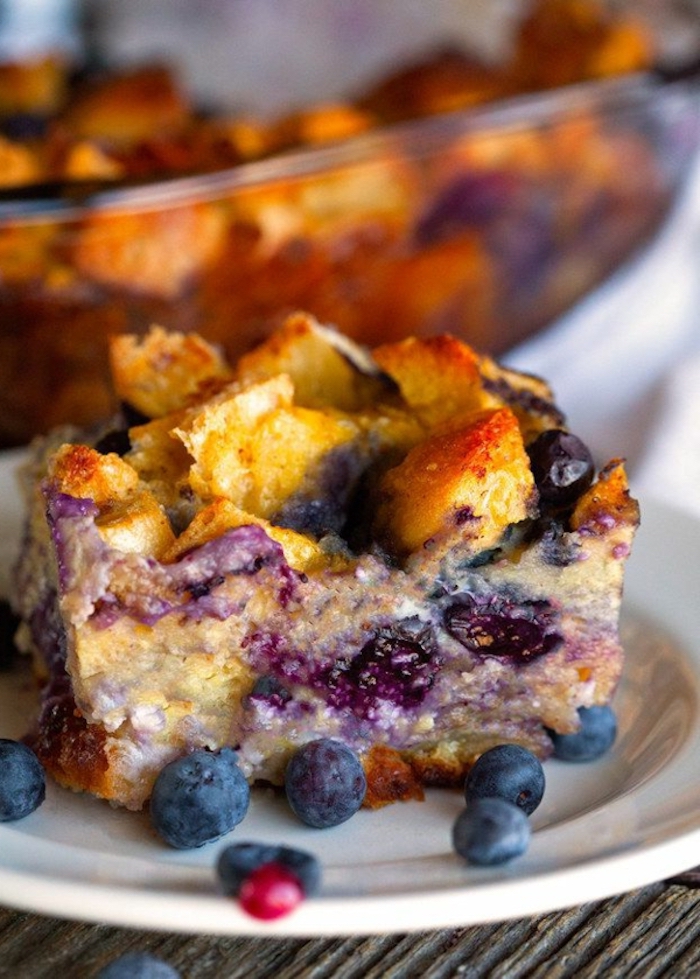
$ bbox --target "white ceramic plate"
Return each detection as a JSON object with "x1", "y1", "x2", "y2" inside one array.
[{"x1": 0, "y1": 450, "x2": 699, "y2": 936}]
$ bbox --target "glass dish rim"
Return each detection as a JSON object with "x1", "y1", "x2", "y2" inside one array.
[{"x1": 0, "y1": 70, "x2": 694, "y2": 224}]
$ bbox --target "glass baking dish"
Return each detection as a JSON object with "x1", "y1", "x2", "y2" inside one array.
[{"x1": 0, "y1": 1, "x2": 698, "y2": 446}]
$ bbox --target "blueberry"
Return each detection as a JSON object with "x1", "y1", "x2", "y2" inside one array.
[
  {"x1": 217, "y1": 841, "x2": 321, "y2": 898},
  {"x1": 444, "y1": 595, "x2": 561, "y2": 662},
  {"x1": 452, "y1": 797, "x2": 531, "y2": 866},
  {"x1": 0, "y1": 739, "x2": 45, "y2": 821},
  {"x1": 284, "y1": 739, "x2": 366, "y2": 828},
  {"x1": 549, "y1": 705, "x2": 617, "y2": 762},
  {"x1": 96, "y1": 951, "x2": 180, "y2": 978},
  {"x1": 324, "y1": 633, "x2": 435, "y2": 714},
  {"x1": 465, "y1": 744, "x2": 545, "y2": 816},
  {"x1": 527, "y1": 430, "x2": 595, "y2": 508},
  {"x1": 150, "y1": 748, "x2": 249, "y2": 849},
  {"x1": 93, "y1": 402, "x2": 150, "y2": 456}
]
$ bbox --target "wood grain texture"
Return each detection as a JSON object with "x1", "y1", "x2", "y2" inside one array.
[{"x1": 2, "y1": 882, "x2": 700, "y2": 979}]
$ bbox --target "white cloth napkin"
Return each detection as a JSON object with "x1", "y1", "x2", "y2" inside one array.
[
  {"x1": 507, "y1": 151, "x2": 700, "y2": 521},
  {"x1": 633, "y1": 354, "x2": 700, "y2": 521}
]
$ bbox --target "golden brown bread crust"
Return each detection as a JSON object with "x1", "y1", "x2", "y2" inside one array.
[
  {"x1": 362, "y1": 745, "x2": 425, "y2": 808},
  {"x1": 373, "y1": 408, "x2": 536, "y2": 557},
  {"x1": 31, "y1": 694, "x2": 111, "y2": 799}
]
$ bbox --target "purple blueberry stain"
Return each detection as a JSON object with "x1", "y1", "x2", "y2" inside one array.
[
  {"x1": 242, "y1": 631, "x2": 310, "y2": 687},
  {"x1": 44, "y1": 489, "x2": 101, "y2": 593},
  {"x1": 23, "y1": 588, "x2": 79, "y2": 748},
  {"x1": 274, "y1": 443, "x2": 369, "y2": 540},
  {"x1": 320, "y1": 631, "x2": 437, "y2": 717},
  {"x1": 612, "y1": 542, "x2": 631, "y2": 559},
  {"x1": 454, "y1": 506, "x2": 477, "y2": 527},
  {"x1": 242, "y1": 625, "x2": 438, "y2": 720},
  {"x1": 444, "y1": 593, "x2": 562, "y2": 662},
  {"x1": 43, "y1": 487, "x2": 301, "y2": 625},
  {"x1": 186, "y1": 574, "x2": 226, "y2": 600},
  {"x1": 29, "y1": 590, "x2": 67, "y2": 675},
  {"x1": 170, "y1": 527, "x2": 288, "y2": 593},
  {"x1": 488, "y1": 195, "x2": 556, "y2": 303}
]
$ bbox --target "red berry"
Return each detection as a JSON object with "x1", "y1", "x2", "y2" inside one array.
[{"x1": 238, "y1": 862, "x2": 303, "y2": 920}]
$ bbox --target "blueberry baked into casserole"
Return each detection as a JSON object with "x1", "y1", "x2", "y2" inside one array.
[{"x1": 12, "y1": 313, "x2": 639, "y2": 810}]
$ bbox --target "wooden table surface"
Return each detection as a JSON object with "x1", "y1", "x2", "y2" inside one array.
[{"x1": 1, "y1": 872, "x2": 699, "y2": 979}]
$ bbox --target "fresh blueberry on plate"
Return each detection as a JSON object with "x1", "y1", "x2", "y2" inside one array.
[
  {"x1": 549, "y1": 705, "x2": 618, "y2": 762},
  {"x1": 464, "y1": 743, "x2": 545, "y2": 815},
  {"x1": 150, "y1": 747, "x2": 249, "y2": 848},
  {"x1": 284, "y1": 738, "x2": 366, "y2": 828},
  {"x1": 0, "y1": 739, "x2": 45, "y2": 822},
  {"x1": 453, "y1": 797, "x2": 531, "y2": 866}
]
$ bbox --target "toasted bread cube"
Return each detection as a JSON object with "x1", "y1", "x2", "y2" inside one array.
[
  {"x1": 74, "y1": 203, "x2": 227, "y2": 302},
  {"x1": 372, "y1": 335, "x2": 497, "y2": 430},
  {"x1": 47, "y1": 443, "x2": 175, "y2": 557},
  {"x1": 271, "y1": 102, "x2": 375, "y2": 148},
  {"x1": 236, "y1": 311, "x2": 389, "y2": 411},
  {"x1": 373, "y1": 334, "x2": 562, "y2": 439},
  {"x1": 571, "y1": 459, "x2": 639, "y2": 534},
  {"x1": 110, "y1": 325, "x2": 232, "y2": 419},
  {"x1": 375, "y1": 407, "x2": 536, "y2": 555},
  {"x1": 61, "y1": 140, "x2": 124, "y2": 182},
  {"x1": 173, "y1": 374, "x2": 291, "y2": 508},
  {"x1": 174, "y1": 374, "x2": 361, "y2": 518},
  {"x1": 512, "y1": 0, "x2": 653, "y2": 91},
  {"x1": 125, "y1": 412, "x2": 193, "y2": 515},
  {"x1": 95, "y1": 491, "x2": 176, "y2": 558},
  {"x1": 49, "y1": 443, "x2": 140, "y2": 504},
  {"x1": 249, "y1": 406, "x2": 360, "y2": 518},
  {"x1": 0, "y1": 55, "x2": 68, "y2": 116},
  {"x1": 0, "y1": 136, "x2": 43, "y2": 188}
]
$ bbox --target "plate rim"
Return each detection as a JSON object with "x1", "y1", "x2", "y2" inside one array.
[{"x1": 0, "y1": 817, "x2": 699, "y2": 936}]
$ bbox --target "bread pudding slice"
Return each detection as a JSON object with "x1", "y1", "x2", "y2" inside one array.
[{"x1": 12, "y1": 313, "x2": 639, "y2": 810}]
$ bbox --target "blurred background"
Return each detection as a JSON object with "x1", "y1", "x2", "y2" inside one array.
[
  {"x1": 0, "y1": 0, "x2": 699, "y2": 516},
  {"x1": 2, "y1": 0, "x2": 699, "y2": 112}
]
